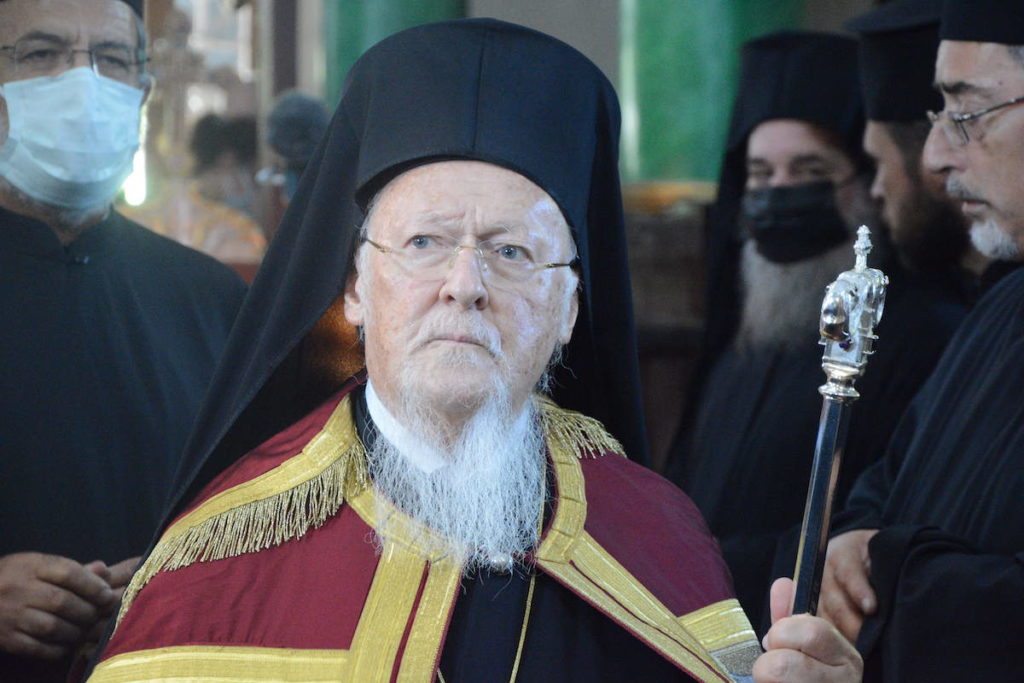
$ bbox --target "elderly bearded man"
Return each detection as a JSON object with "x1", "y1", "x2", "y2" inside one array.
[{"x1": 88, "y1": 20, "x2": 859, "y2": 683}]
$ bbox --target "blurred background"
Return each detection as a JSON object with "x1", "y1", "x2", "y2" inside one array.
[{"x1": 122, "y1": 0, "x2": 880, "y2": 469}]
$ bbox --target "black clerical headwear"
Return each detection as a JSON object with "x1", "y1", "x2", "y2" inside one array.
[
  {"x1": 847, "y1": 0, "x2": 944, "y2": 122},
  {"x1": 163, "y1": 18, "x2": 647, "y2": 514},
  {"x1": 940, "y1": 0, "x2": 1024, "y2": 44}
]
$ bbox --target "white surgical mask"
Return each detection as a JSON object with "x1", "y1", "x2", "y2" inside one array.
[{"x1": 0, "y1": 67, "x2": 143, "y2": 210}]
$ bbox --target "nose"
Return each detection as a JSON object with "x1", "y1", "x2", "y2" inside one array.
[
  {"x1": 439, "y1": 246, "x2": 489, "y2": 310},
  {"x1": 922, "y1": 121, "x2": 960, "y2": 177}
]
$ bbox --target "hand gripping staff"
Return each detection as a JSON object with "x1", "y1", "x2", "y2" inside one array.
[{"x1": 792, "y1": 226, "x2": 888, "y2": 615}]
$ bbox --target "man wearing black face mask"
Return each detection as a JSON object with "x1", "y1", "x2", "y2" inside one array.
[{"x1": 665, "y1": 31, "x2": 967, "y2": 631}]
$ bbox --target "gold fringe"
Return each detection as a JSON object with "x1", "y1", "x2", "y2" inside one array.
[
  {"x1": 116, "y1": 440, "x2": 368, "y2": 627},
  {"x1": 115, "y1": 395, "x2": 621, "y2": 629},
  {"x1": 537, "y1": 397, "x2": 625, "y2": 459}
]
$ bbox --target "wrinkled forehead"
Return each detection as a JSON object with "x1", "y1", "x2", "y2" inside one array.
[
  {"x1": 0, "y1": 0, "x2": 136, "y2": 46},
  {"x1": 934, "y1": 40, "x2": 1024, "y2": 97},
  {"x1": 367, "y1": 160, "x2": 577, "y2": 253}
]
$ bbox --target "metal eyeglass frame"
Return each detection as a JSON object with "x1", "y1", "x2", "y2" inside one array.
[
  {"x1": 927, "y1": 94, "x2": 1024, "y2": 146},
  {"x1": 362, "y1": 237, "x2": 578, "y2": 282}
]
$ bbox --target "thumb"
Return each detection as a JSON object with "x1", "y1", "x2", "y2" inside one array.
[{"x1": 769, "y1": 577, "x2": 795, "y2": 625}]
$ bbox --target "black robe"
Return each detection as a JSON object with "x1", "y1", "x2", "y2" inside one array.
[
  {"x1": 831, "y1": 266, "x2": 1024, "y2": 681},
  {"x1": 680, "y1": 264, "x2": 967, "y2": 627},
  {"x1": 0, "y1": 208, "x2": 246, "y2": 681}
]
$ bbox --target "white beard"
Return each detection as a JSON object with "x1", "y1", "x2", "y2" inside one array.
[
  {"x1": 970, "y1": 218, "x2": 1021, "y2": 260},
  {"x1": 735, "y1": 237, "x2": 856, "y2": 351},
  {"x1": 366, "y1": 380, "x2": 546, "y2": 574}
]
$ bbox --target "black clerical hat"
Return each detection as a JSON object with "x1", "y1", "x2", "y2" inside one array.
[
  {"x1": 725, "y1": 31, "x2": 864, "y2": 157},
  {"x1": 847, "y1": 0, "x2": 943, "y2": 121},
  {"x1": 940, "y1": 0, "x2": 1024, "y2": 44}
]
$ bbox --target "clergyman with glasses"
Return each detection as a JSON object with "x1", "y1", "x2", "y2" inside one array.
[
  {"x1": 0, "y1": 2, "x2": 246, "y2": 680},
  {"x1": 819, "y1": 1, "x2": 1024, "y2": 679},
  {"x1": 86, "y1": 19, "x2": 860, "y2": 683}
]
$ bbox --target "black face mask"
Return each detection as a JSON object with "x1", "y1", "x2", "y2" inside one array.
[{"x1": 741, "y1": 181, "x2": 850, "y2": 263}]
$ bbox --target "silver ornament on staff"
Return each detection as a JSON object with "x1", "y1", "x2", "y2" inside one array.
[{"x1": 791, "y1": 225, "x2": 888, "y2": 616}]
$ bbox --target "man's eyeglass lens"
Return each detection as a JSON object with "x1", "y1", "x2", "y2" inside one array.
[
  {"x1": 3, "y1": 39, "x2": 139, "y2": 83},
  {"x1": 927, "y1": 95, "x2": 1024, "y2": 147},
  {"x1": 365, "y1": 236, "x2": 574, "y2": 284}
]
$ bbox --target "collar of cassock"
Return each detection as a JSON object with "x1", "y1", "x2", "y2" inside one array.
[{"x1": 365, "y1": 379, "x2": 534, "y2": 475}]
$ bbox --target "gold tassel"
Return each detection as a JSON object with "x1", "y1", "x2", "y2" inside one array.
[
  {"x1": 537, "y1": 397, "x2": 625, "y2": 459},
  {"x1": 115, "y1": 395, "x2": 621, "y2": 629},
  {"x1": 116, "y1": 440, "x2": 368, "y2": 626}
]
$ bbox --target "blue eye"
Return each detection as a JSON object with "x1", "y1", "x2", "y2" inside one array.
[
  {"x1": 409, "y1": 235, "x2": 434, "y2": 249},
  {"x1": 497, "y1": 244, "x2": 521, "y2": 260}
]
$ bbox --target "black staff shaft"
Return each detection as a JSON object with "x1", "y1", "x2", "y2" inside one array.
[{"x1": 792, "y1": 397, "x2": 851, "y2": 616}]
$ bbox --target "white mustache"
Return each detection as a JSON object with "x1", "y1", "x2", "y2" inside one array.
[{"x1": 413, "y1": 313, "x2": 502, "y2": 357}]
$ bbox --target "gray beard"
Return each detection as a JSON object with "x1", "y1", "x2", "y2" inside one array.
[
  {"x1": 366, "y1": 384, "x2": 547, "y2": 574},
  {"x1": 735, "y1": 237, "x2": 857, "y2": 351},
  {"x1": 970, "y1": 218, "x2": 1021, "y2": 261}
]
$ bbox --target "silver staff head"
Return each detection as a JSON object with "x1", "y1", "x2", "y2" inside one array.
[{"x1": 818, "y1": 226, "x2": 888, "y2": 402}]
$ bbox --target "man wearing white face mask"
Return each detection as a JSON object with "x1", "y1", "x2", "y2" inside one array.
[{"x1": 0, "y1": 1, "x2": 247, "y2": 681}]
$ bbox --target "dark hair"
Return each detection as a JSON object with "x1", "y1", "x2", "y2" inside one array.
[
  {"x1": 190, "y1": 114, "x2": 258, "y2": 175},
  {"x1": 190, "y1": 113, "x2": 227, "y2": 174},
  {"x1": 222, "y1": 116, "x2": 257, "y2": 166}
]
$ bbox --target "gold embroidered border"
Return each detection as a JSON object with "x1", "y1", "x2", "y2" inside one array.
[
  {"x1": 346, "y1": 523, "x2": 428, "y2": 681},
  {"x1": 536, "y1": 439, "x2": 756, "y2": 682},
  {"x1": 116, "y1": 396, "x2": 367, "y2": 624},
  {"x1": 89, "y1": 645, "x2": 348, "y2": 682},
  {"x1": 679, "y1": 600, "x2": 757, "y2": 652},
  {"x1": 397, "y1": 557, "x2": 462, "y2": 681},
  {"x1": 539, "y1": 532, "x2": 730, "y2": 683},
  {"x1": 346, "y1": 487, "x2": 464, "y2": 682}
]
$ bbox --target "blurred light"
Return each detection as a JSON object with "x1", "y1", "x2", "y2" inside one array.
[{"x1": 122, "y1": 149, "x2": 147, "y2": 206}]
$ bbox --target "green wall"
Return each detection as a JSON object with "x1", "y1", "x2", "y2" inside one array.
[{"x1": 620, "y1": 0, "x2": 804, "y2": 183}]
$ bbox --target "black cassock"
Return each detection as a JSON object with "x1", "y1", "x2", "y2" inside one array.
[
  {"x1": 681, "y1": 264, "x2": 967, "y2": 627},
  {"x1": 832, "y1": 265, "x2": 1024, "y2": 682},
  {"x1": 0, "y1": 207, "x2": 245, "y2": 681}
]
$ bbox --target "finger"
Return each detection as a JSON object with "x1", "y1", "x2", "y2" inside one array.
[
  {"x1": 36, "y1": 556, "x2": 113, "y2": 606},
  {"x1": 769, "y1": 578, "x2": 794, "y2": 625},
  {"x1": 835, "y1": 562, "x2": 877, "y2": 615},
  {"x1": 753, "y1": 648, "x2": 854, "y2": 683},
  {"x1": 84, "y1": 560, "x2": 112, "y2": 584},
  {"x1": 0, "y1": 630, "x2": 69, "y2": 660},
  {"x1": 23, "y1": 582, "x2": 103, "y2": 627},
  {"x1": 86, "y1": 614, "x2": 113, "y2": 643},
  {"x1": 105, "y1": 557, "x2": 140, "y2": 588},
  {"x1": 17, "y1": 606, "x2": 86, "y2": 646},
  {"x1": 818, "y1": 584, "x2": 864, "y2": 644},
  {"x1": 763, "y1": 615, "x2": 853, "y2": 667},
  {"x1": 97, "y1": 586, "x2": 127, "y2": 618}
]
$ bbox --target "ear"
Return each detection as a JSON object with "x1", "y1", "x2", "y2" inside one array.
[
  {"x1": 558, "y1": 288, "x2": 579, "y2": 345},
  {"x1": 343, "y1": 269, "x2": 365, "y2": 327}
]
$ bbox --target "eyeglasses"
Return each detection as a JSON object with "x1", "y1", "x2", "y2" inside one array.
[
  {"x1": 362, "y1": 234, "x2": 578, "y2": 285},
  {"x1": 927, "y1": 95, "x2": 1024, "y2": 147},
  {"x1": 1, "y1": 37, "x2": 147, "y2": 85}
]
